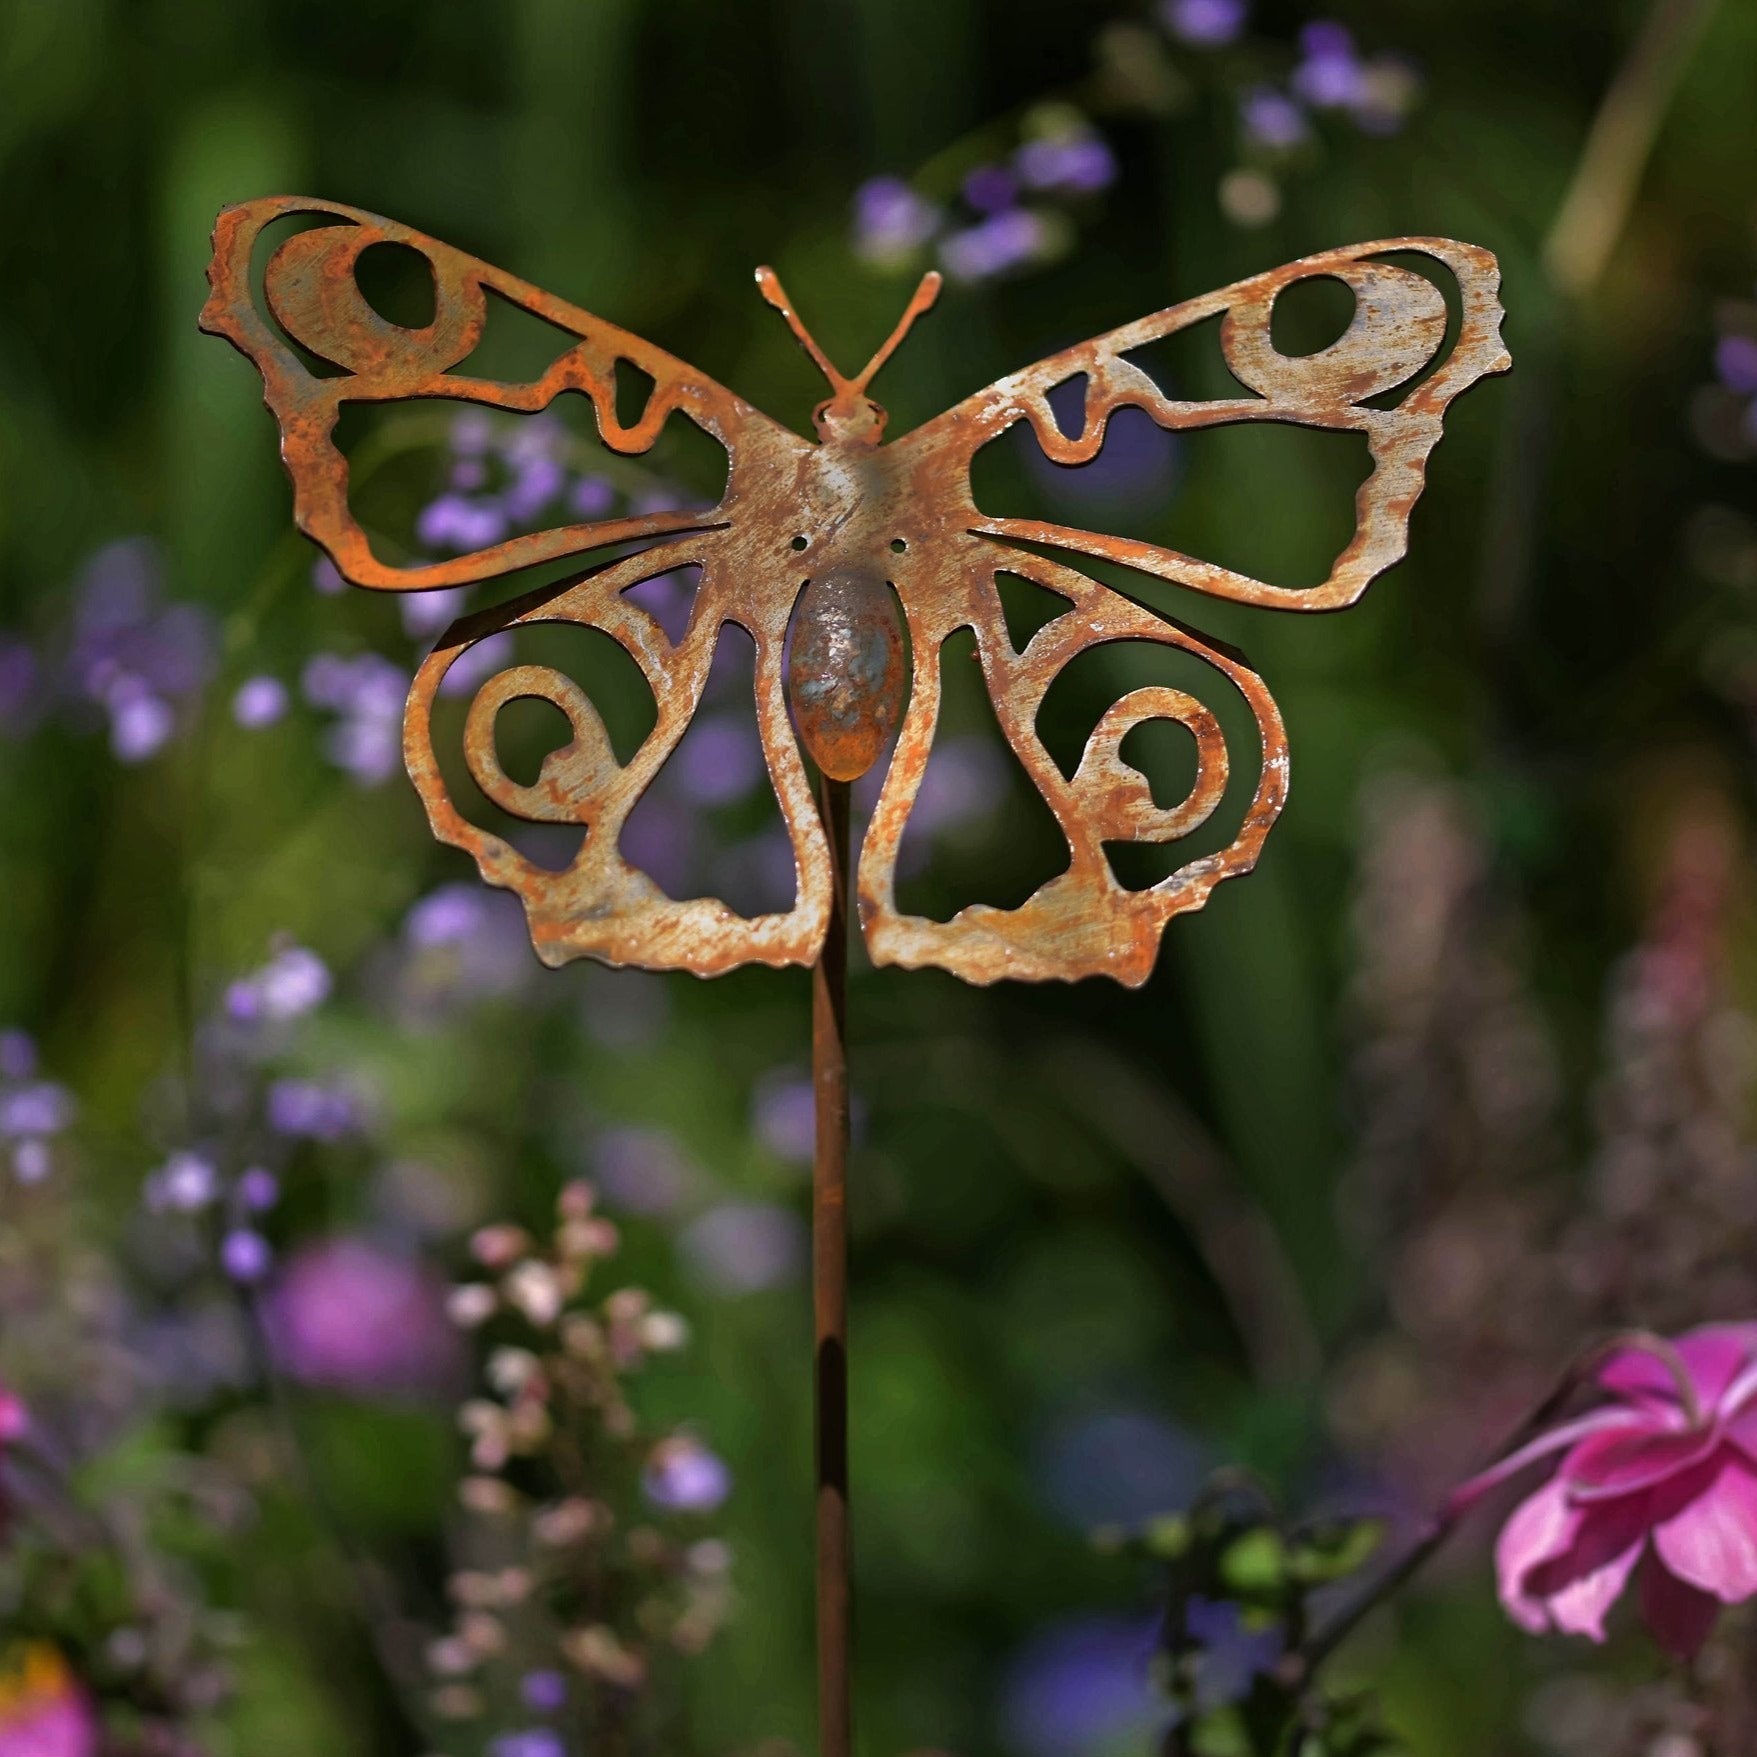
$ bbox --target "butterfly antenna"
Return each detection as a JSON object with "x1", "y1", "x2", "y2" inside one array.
[
  {"x1": 755, "y1": 266, "x2": 851, "y2": 391},
  {"x1": 851, "y1": 270, "x2": 942, "y2": 391}
]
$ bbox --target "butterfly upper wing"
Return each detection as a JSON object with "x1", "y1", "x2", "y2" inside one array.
[
  {"x1": 856, "y1": 239, "x2": 1508, "y2": 987},
  {"x1": 203, "y1": 196, "x2": 833, "y2": 974},
  {"x1": 200, "y1": 195, "x2": 802, "y2": 590},
  {"x1": 905, "y1": 237, "x2": 1509, "y2": 608}
]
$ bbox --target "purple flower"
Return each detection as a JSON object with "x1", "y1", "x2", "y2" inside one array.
[
  {"x1": 69, "y1": 541, "x2": 215, "y2": 757},
  {"x1": 0, "y1": 1030, "x2": 35, "y2": 1081},
  {"x1": 405, "y1": 884, "x2": 489, "y2": 948},
  {"x1": 1000, "y1": 1618, "x2": 1161, "y2": 1757},
  {"x1": 1014, "y1": 136, "x2": 1117, "y2": 196},
  {"x1": 438, "y1": 631, "x2": 516, "y2": 699},
  {"x1": 592, "y1": 1125, "x2": 698, "y2": 1216},
  {"x1": 642, "y1": 1435, "x2": 732, "y2": 1512},
  {"x1": 519, "y1": 1671, "x2": 568, "y2": 1714},
  {"x1": 679, "y1": 1202, "x2": 807, "y2": 1295},
  {"x1": 221, "y1": 1229, "x2": 273, "y2": 1283},
  {"x1": 963, "y1": 164, "x2": 1020, "y2": 214},
  {"x1": 237, "y1": 1167, "x2": 280, "y2": 1212},
  {"x1": 399, "y1": 585, "x2": 469, "y2": 640},
  {"x1": 106, "y1": 683, "x2": 176, "y2": 763},
  {"x1": 12, "y1": 1140, "x2": 51, "y2": 1185},
  {"x1": 0, "y1": 638, "x2": 39, "y2": 735},
  {"x1": 852, "y1": 176, "x2": 942, "y2": 265},
  {"x1": 451, "y1": 409, "x2": 494, "y2": 456},
  {"x1": 147, "y1": 1151, "x2": 220, "y2": 1213},
  {"x1": 939, "y1": 208, "x2": 1052, "y2": 283},
  {"x1": 1159, "y1": 0, "x2": 1247, "y2": 47},
  {"x1": 751, "y1": 1070, "x2": 817, "y2": 1164},
  {"x1": 1184, "y1": 1597, "x2": 1284, "y2": 1708},
  {"x1": 503, "y1": 452, "x2": 567, "y2": 522},
  {"x1": 267, "y1": 1077, "x2": 361, "y2": 1141},
  {"x1": 569, "y1": 475, "x2": 615, "y2": 518},
  {"x1": 1239, "y1": 84, "x2": 1310, "y2": 149},
  {"x1": 311, "y1": 557, "x2": 347, "y2": 596},
  {"x1": 0, "y1": 1081, "x2": 74, "y2": 1140},
  {"x1": 399, "y1": 883, "x2": 532, "y2": 1004},
  {"x1": 671, "y1": 715, "x2": 766, "y2": 806},
  {"x1": 490, "y1": 1734, "x2": 566, "y2": 1757},
  {"x1": 231, "y1": 675, "x2": 288, "y2": 729},
  {"x1": 266, "y1": 1237, "x2": 461, "y2": 1396},
  {"x1": 1292, "y1": 20, "x2": 1365, "y2": 108},
  {"x1": 301, "y1": 652, "x2": 409, "y2": 787},
  {"x1": 226, "y1": 943, "x2": 331, "y2": 1023},
  {"x1": 416, "y1": 494, "x2": 509, "y2": 554},
  {"x1": 1716, "y1": 334, "x2": 1757, "y2": 395}
]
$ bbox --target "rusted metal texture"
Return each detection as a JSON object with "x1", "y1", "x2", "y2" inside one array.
[{"x1": 202, "y1": 198, "x2": 1509, "y2": 988}]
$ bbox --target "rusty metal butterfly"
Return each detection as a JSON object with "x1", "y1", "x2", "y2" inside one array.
[{"x1": 201, "y1": 197, "x2": 1509, "y2": 988}]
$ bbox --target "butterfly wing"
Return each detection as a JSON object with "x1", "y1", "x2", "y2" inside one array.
[
  {"x1": 862, "y1": 238, "x2": 1508, "y2": 986},
  {"x1": 203, "y1": 196, "x2": 832, "y2": 973}
]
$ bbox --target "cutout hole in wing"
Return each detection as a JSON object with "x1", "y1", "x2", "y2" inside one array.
[
  {"x1": 353, "y1": 240, "x2": 439, "y2": 331},
  {"x1": 1121, "y1": 312, "x2": 1233, "y2": 401},
  {"x1": 977, "y1": 412, "x2": 1367, "y2": 592},
  {"x1": 1046, "y1": 374, "x2": 1090, "y2": 440},
  {"x1": 615, "y1": 358, "x2": 659, "y2": 432},
  {"x1": 973, "y1": 405, "x2": 1181, "y2": 525},
  {"x1": 622, "y1": 563, "x2": 704, "y2": 647},
  {"x1": 326, "y1": 394, "x2": 725, "y2": 597},
  {"x1": 510, "y1": 621, "x2": 656, "y2": 765},
  {"x1": 892, "y1": 628, "x2": 1067, "y2": 918},
  {"x1": 1268, "y1": 273, "x2": 1357, "y2": 359},
  {"x1": 492, "y1": 694, "x2": 575, "y2": 787},
  {"x1": 995, "y1": 571, "x2": 1075, "y2": 653},
  {"x1": 621, "y1": 624, "x2": 797, "y2": 917},
  {"x1": 1035, "y1": 639, "x2": 1269, "y2": 892},
  {"x1": 423, "y1": 620, "x2": 658, "y2": 875}
]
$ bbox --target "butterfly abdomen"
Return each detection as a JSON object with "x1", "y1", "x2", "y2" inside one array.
[{"x1": 785, "y1": 569, "x2": 907, "y2": 783}]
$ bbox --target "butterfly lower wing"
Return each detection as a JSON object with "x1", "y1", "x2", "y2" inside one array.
[
  {"x1": 910, "y1": 237, "x2": 1509, "y2": 610},
  {"x1": 860, "y1": 536, "x2": 1285, "y2": 987},
  {"x1": 199, "y1": 195, "x2": 801, "y2": 590},
  {"x1": 404, "y1": 534, "x2": 832, "y2": 974}
]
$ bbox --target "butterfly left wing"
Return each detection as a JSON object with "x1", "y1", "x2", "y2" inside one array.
[
  {"x1": 202, "y1": 197, "x2": 836, "y2": 976},
  {"x1": 860, "y1": 239, "x2": 1508, "y2": 987}
]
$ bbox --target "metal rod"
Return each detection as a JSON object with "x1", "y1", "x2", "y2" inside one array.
[{"x1": 811, "y1": 772, "x2": 853, "y2": 1757}]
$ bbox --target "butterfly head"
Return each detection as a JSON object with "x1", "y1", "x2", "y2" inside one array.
[{"x1": 755, "y1": 265, "x2": 942, "y2": 447}]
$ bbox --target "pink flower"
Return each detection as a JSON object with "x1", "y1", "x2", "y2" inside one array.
[
  {"x1": 0, "y1": 1645, "x2": 97, "y2": 1757},
  {"x1": 265, "y1": 1238, "x2": 462, "y2": 1398},
  {"x1": 1452, "y1": 1324, "x2": 1757, "y2": 1658}
]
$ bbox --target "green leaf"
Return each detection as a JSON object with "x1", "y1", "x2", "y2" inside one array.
[
  {"x1": 1220, "y1": 1527, "x2": 1287, "y2": 1598},
  {"x1": 1288, "y1": 1519, "x2": 1386, "y2": 1585}
]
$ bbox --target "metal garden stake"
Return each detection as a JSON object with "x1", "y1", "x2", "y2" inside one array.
[{"x1": 201, "y1": 198, "x2": 1509, "y2": 1756}]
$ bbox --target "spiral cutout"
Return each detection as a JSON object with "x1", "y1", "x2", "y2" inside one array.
[
  {"x1": 1069, "y1": 687, "x2": 1230, "y2": 846},
  {"x1": 460, "y1": 663, "x2": 620, "y2": 825}
]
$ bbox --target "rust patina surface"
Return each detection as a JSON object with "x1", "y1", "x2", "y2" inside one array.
[{"x1": 202, "y1": 197, "x2": 1509, "y2": 987}]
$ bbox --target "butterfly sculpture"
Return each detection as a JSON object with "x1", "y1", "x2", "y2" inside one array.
[{"x1": 202, "y1": 197, "x2": 1508, "y2": 988}]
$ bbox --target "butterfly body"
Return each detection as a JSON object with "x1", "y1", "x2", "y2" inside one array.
[{"x1": 202, "y1": 197, "x2": 1509, "y2": 987}]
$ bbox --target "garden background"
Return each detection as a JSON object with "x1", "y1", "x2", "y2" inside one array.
[{"x1": 3, "y1": 0, "x2": 1757, "y2": 1753}]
